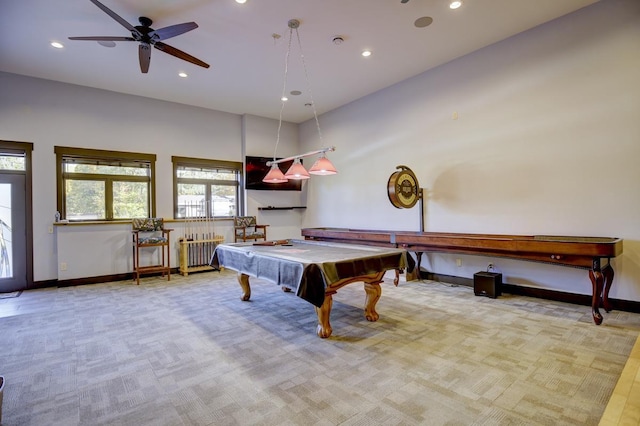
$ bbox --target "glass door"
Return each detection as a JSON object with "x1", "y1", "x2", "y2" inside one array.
[
  {"x1": 0, "y1": 141, "x2": 32, "y2": 293},
  {"x1": 0, "y1": 174, "x2": 27, "y2": 292}
]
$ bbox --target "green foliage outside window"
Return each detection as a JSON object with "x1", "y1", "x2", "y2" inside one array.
[
  {"x1": 0, "y1": 155, "x2": 25, "y2": 171},
  {"x1": 65, "y1": 180, "x2": 105, "y2": 220},
  {"x1": 113, "y1": 181, "x2": 148, "y2": 219}
]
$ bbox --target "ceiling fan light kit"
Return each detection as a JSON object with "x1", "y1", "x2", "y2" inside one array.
[{"x1": 68, "y1": 0, "x2": 209, "y2": 73}]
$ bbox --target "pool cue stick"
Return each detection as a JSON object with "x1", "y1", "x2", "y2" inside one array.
[
  {"x1": 204, "y1": 199, "x2": 209, "y2": 262},
  {"x1": 201, "y1": 200, "x2": 206, "y2": 265},
  {"x1": 189, "y1": 201, "x2": 194, "y2": 266},
  {"x1": 209, "y1": 198, "x2": 214, "y2": 257},
  {"x1": 185, "y1": 202, "x2": 189, "y2": 267},
  {"x1": 210, "y1": 199, "x2": 215, "y2": 256},
  {"x1": 198, "y1": 201, "x2": 203, "y2": 266},
  {"x1": 191, "y1": 201, "x2": 198, "y2": 266},
  {"x1": 198, "y1": 202, "x2": 203, "y2": 266}
]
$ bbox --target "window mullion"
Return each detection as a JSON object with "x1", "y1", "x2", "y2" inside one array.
[
  {"x1": 105, "y1": 177, "x2": 113, "y2": 220},
  {"x1": 205, "y1": 185, "x2": 213, "y2": 217}
]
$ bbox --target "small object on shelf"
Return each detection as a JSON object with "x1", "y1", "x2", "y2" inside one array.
[
  {"x1": 258, "y1": 206, "x2": 307, "y2": 210},
  {"x1": 179, "y1": 236, "x2": 224, "y2": 276}
]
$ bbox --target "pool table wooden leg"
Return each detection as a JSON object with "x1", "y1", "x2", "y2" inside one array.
[
  {"x1": 237, "y1": 273, "x2": 251, "y2": 301},
  {"x1": 315, "y1": 293, "x2": 334, "y2": 338},
  {"x1": 314, "y1": 270, "x2": 386, "y2": 338},
  {"x1": 363, "y1": 282, "x2": 382, "y2": 321}
]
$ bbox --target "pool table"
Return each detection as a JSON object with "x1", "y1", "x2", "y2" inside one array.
[{"x1": 209, "y1": 239, "x2": 413, "y2": 338}]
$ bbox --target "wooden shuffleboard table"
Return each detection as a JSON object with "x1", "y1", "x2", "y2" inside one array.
[
  {"x1": 301, "y1": 228, "x2": 623, "y2": 326},
  {"x1": 209, "y1": 239, "x2": 414, "y2": 338}
]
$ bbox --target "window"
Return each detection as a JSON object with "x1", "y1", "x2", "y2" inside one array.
[
  {"x1": 172, "y1": 156, "x2": 242, "y2": 219},
  {"x1": 55, "y1": 147, "x2": 156, "y2": 221},
  {"x1": 0, "y1": 153, "x2": 26, "y2": 171}
]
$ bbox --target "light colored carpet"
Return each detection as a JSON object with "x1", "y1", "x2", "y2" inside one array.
[{"x1": 0, "y1": 270, "x2": 639, "y2": 425}]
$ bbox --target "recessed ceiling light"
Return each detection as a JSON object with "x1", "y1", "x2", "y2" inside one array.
[
  {"x1": 361, "y1": 50, "x2": 372, "y2": 57},
  {"x1": 281, "y1": 96, "x2": 289, "y2": 102},
  {"x1": 178, "y1": 72, "x2": 188, "y2": 78},
  {"x1": 235, "y1": 0, "x2": 247, "y2": 3},
  {"x1": 51, "y1": 42, "x2": 64, "y2": 49},
  {"x1": 290, "y1": 90, "x2": 302, "y2": 96},
  {"x1": 449, "y1": 1, "x2": 462, "y2": 9},
  {"x1": 414, "y1": 16, "x2": 434, "y2": 28}
]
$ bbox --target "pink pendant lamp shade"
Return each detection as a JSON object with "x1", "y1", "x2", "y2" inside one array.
[
  {"x1": 284, "y1": 158, "x2": 310, "y2": 180},
  {"x1": 309, "y1": 155, "x2": 337, "y2": 175},
  {"x1": 262, "y1": 163, "x2": 288, "y2": 183}
]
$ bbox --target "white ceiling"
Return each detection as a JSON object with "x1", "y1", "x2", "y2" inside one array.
[{"x1": 0, "y1": 0, "x2": 599, "y2": 123}]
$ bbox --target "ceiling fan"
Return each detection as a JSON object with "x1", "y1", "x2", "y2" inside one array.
[{"x1": 68, "y1": 0, "x2": 210, "y2": 73}]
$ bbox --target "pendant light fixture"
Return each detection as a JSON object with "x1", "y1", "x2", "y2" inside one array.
[
  {"x1": 263, "y1": 18, "x2": 337, "y2": 183},
  {"x1": 262, "y1": 163, "x2": 288, "y2": 183},
  {"x1": 284, "y1": 158, "x2": 310, "y2": 180},
  {"x1": 309, "y1": 153, "x2": 338, "y2": 175}
]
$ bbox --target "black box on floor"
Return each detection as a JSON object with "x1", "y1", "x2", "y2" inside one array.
[{"x1": 473, "y1": 271, "x2": 502, "y2": 298}]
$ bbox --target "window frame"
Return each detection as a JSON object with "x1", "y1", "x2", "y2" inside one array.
[
  {"x1": 172, "y1": 156, "x2": 243, "y2": 219},
  {"x1": 55, "y1": 146, "x2": 157, "y2": 221}
]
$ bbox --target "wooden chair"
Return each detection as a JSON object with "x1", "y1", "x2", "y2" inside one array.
[
  {"x1": 234, "y1": 216, "x2": 268, "y2": 242},
  {"x1": 132, "y1": 218, "x2": 172, "y2": 285}
]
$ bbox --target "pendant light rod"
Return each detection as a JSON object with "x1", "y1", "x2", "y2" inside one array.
[{"x1": 266, "y1": 146, "x2": 335, "y2": 167}]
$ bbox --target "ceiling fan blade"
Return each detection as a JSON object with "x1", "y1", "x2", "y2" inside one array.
[
  {"x1": 139, "y1": 43, "x2": 151, "y2": 73},
  {"x1": 154, "y1": 42, "x2": 210, "y2": 69},
  {"x1": 89, "y1": 0, "x2": 140, "y2": 36},
  {"x1": 150, "y1": 22, "x2": 198, "y2": 41},
  {"x1": 68, "y1": 36, "x2": 135, "y2": 41}
]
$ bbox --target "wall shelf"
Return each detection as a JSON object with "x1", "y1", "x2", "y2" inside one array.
[{"x1": 258, "y1": 206, "x2": 307, "y2": 211}]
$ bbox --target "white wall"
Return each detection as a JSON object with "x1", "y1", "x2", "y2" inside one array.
[
  {"x1": 0, "y1": 75, "x2": 302, "y2": 281},
  {"x1": 55, "y1": 223, "x2": 132, "y2": 280},
  {"x1": 300, "y1": 0, "x2": 640, "y2": 301}
]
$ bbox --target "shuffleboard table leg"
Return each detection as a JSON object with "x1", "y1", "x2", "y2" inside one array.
[
  {"x1": 602, "y1": 262, "x2": 615, "y2": 313},
  {"x1": 315, "y1": 294, "x2": 334, "y2": 338},
  {"x1": 363, "y1": 282, "x2": 382, "y2": 322},
  {"x1": 237, "y1": 273, "x2": 251, "y2": 301},
  {"x1": 589, "y1": 268, "x2": 604, "y2": 325}
]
